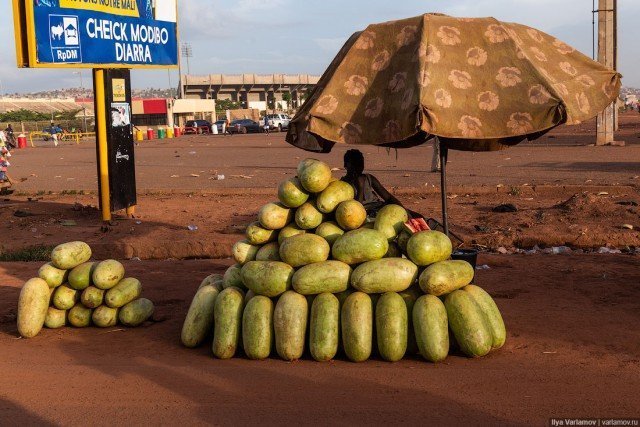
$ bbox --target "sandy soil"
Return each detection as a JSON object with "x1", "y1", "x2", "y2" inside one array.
[
  {"x1": 0, "y1": 255, "x2": 638, "y2": 425},
  {"x1": 2, "y1": 113, "x2": 637, "y2": 258},
  {"x1": 1, "y1": 184, "x2": 638, "y2": 260}
]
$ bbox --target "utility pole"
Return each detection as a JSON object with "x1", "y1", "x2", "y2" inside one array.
[{"x1": 596, "y1": 0, "x2": 617, "y2": 145}]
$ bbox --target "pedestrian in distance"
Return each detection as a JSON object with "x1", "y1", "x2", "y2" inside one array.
[
  {"x1": 50, "y1": 123, "x2": 61, "y2": 147},
  {"x1": 263, "y1": 116, "x2": 270, "y2": 135},
  {"x1": 4, "y1": 124, "x2": 16, "y2": 149},
  {"x1": 0, "y1": 143, "x2": 13, "y2": 194},
  {"x1": 224, "y1": 117, "x2": 232, "y2": 136},
  {"x1": 0, "y1": 129, "x2": 8, "y2": 150}
]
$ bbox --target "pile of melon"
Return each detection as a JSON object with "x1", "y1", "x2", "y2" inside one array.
[
  {"x1": 17, "y1": 241, "x2": 154, "y2": 338},
  {"x1": 182, "y1": 159, "x2": 506, "y2": 362}
]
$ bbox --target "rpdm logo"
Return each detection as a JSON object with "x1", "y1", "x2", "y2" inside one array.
[{"x1": 49, "y1": 15, "x2": 82, "y2": 63}]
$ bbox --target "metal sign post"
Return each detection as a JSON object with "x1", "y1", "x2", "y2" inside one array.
[
  {"x1": 93, "y1": 69, "x2": 137, "y2": 221},
  {"x1": 12, "y1": 0, "x2": 178, "y2": 221}
]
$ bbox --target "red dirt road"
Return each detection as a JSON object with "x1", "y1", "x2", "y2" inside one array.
[
  {"x1": 1, "y1": 255, "x2": 639, "y2": 425},
  {"x1": 9, "y1": 113, "x2": 640, "y2": 193}
]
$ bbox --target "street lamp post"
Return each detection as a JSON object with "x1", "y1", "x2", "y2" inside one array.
[
  {"x1": 73, "y1": 71, "x2": 88, "y2": 133},
  {"x1": 179, "y1": 42, "x2": 193, "y2": 99}
]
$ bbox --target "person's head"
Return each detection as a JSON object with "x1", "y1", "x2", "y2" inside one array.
[{"x1": 344, "y1": 149, "x2": 365, "y2": 175}]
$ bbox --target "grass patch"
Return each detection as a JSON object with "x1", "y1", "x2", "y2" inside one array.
[
  {"x1": 508, "y1": 186, "x2": 522, "y2": 196},
  {"x1": 0, "y1": 245, "x2": 55, "y2": 262}
]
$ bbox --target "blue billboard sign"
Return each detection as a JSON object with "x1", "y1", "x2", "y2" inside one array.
[{"x1": 21, "y1": 0, "x2": 178, "y2": 68}]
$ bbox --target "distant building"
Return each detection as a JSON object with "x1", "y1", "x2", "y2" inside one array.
[
  {"x1": 0, "y1": 97, "x2": 81, "y2": 115},
  {"x1": 0, "y1": 96, "x2": 218, "y2": 130},
  {"x1": 180, "y1": 74, "x2": 320, "y2": 111}
]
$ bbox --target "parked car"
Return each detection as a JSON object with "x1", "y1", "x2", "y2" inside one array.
[
  {"x1": 213, "y1": 120, "x2": 226, "y2": 133},
  {"x1": 265, "y1": 114, "x2": 291, "y2": 132},
  {"x1": 229, "y1": 119, "x2": 262, "y2": 134},
  {"x1": 183, "y1": 120, "x2": 212, "y2": 134}
]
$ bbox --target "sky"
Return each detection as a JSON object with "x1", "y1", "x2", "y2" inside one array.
[{"x1": 1, "y1": 0, "x2": 639, "y2": 93}]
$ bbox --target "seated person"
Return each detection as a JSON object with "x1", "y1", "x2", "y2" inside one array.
[{"x1": 341, "y1": 149, "x2": 420, "y2": 218}]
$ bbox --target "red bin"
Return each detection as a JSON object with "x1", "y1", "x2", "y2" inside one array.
[
  {"x1": 173, "y1": 126, "x2": 181, "y2": 138},
  {"x1": 146, "y1": 128, "x2": 155, "y2": 140},
  {"x1": 17, "y1": 134, "x2": 28, "y2": 149}
]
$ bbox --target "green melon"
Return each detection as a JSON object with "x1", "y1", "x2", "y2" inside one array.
[
  {"x1": 258, "y1": 202, "x2": 293, "y2": 230},
  {"x1": 406, "y1": 231, "x2": 453, "y2": 266},
  {"x1": 309, "y1": 293, "x2": 340, "y2": 362},
  {"x1": 463, "y1": 285, "x2": 506, "y2": 349},
  {"x1": 445, "y1": 290, "x2": 493, "y2": 358},
  {"x1": 419, "y1": 260, "x2": 474, "y2": 296},
  {"x1": 292, "y1": 261, "x2": 351, "y2": 295},
  {"x1": 273, "y1": 291, "x2": 308, "y2": 361},
  {"x1": 279, "y1": 234, "x2": 330, "y2": 267},
  {"x1": 341, "y1": 292, "x2": 372, "y2": 362},
  {"x1": 315, "y1": 221, "x2": 345, "y2": 246},
  {"x1": 278, "y1": 177, "x2": 309, "y2": 208},
  {"x1": 351, "y1": 258, "x2": 418, "y2": 294},
  {"x1": 297, "y1": 158, "x2": 332, "y2": 193},
  {"x1": 242, "y1": 296, "x2": 274, "y2": 360},
  {"x1": 374, "y1": 204, "x2": 409, "y2": 241},
  {"x1": 295, "y1": 201, "x2": 324, "y2": 230},
  {"x1": 335, "y1": 200, "x2": 367, "y2": 230},
  {"x1": 413, "y1": 295, "x2": 449, "y2": 362},
  {"x1": 316, "y1": 180, "x2": 355, "y2": 213},
  {"x1": 332, "y1": 229, "x2": 388, "y2": 265},
  {"x1": 241, "y1": 261, "x2": 294, "y2": 297}
]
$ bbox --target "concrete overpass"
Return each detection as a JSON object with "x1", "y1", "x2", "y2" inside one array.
[{"x1": 180, "y1": 74, "x2": 320, "y2": 110}]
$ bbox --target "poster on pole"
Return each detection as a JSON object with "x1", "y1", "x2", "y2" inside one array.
[{"x1": 14, "y1": 0, "x2": 178, "y2": 68}]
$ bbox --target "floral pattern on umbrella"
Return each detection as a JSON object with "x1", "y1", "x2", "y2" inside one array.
[{"x1": 288, "y1": 13, "x2": 621, "y2": 153}]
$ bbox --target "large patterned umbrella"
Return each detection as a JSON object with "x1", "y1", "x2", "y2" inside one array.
[{"x1": 286, "y1": 13, "x2": 621, "y2": 233}]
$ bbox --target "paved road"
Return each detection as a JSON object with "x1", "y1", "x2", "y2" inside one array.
[{"x1": 9, "y1": 115, "x2": 640, "y2": 193}]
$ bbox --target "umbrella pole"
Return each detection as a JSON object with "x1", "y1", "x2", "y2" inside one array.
[{"x1": 439, "y1": 140, "x2": 449, "y2": 236}]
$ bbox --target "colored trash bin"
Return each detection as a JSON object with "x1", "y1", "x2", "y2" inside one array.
[
  {"x1": 17, "y1": 134, "x2": 28, "y2": 149},
  {"x1": 136, "y1": 130, "x2": 144, "y2": 142},
  {"x1": 157, "y1": 128, "x2": 166, "y2": 139},
  {"x1": 167, "y1": 128, "x2": 174, "y2": 139},
  {"x1": 173, "y1": 126, "x2": 181, "y2": 138},
  {"x1": 146, "y1": 128, "x2": 155, "y2": 140}
]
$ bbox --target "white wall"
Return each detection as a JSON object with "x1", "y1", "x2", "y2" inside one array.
[
  {"x1": 171, "y1": 99, "x2": 216, "y2": 114},
  {"x1": 248, "y1": 101, "x2": 267, "y2": 111}
]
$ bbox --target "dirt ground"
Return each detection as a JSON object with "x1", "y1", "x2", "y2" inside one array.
[
  {"x1": 0, "y1": 186, "x2": 638, "y2": 260},
  {"x1": 0, "y1": 255, "x2": 638, "y2": 425},
  {"x1": 0, "y1": 114, "x2": 638, "y2": 424},
  {"x1": 1, "y1": 113, "x2": 637, "y2": 258},
  {"x1": 9, "y1": 112, "x2": 640, "y2": 193}
]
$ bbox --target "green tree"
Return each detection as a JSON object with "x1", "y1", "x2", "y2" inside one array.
[
  {"x1": 215, "y1": 99, "x2": 241, "y2": 112},
  {"x1": 0, "y1": 108, "x2": 81, "y2": 123}
]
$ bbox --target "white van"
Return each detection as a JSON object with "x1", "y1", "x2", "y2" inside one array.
[{"x1": 263, "y1": 113, "x2": 291, "y2": 132}]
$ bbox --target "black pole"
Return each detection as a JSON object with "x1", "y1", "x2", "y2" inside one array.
[{"x1": 439, "y1": 140, "x2": 449, "y2": 236}]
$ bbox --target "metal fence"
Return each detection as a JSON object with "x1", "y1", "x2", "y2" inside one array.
[{"x1": 0, "y1": 119, "x2": 92, "y2": 133}]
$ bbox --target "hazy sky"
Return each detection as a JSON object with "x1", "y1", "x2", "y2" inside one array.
[{"x1": 1, "y1": 0, "x2": 638, "y2": 93}]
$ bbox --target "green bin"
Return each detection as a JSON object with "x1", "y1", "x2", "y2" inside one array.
[{"x1": 157, "y1": 128, "x2": 166, "y2": 139}]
